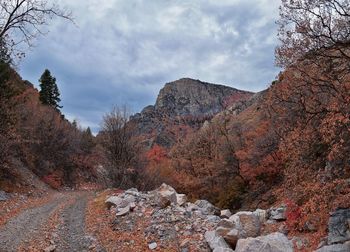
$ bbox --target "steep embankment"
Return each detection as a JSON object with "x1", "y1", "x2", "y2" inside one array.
[{"x1": 0, "y1": 63, "x2": 105, "y2": 192}]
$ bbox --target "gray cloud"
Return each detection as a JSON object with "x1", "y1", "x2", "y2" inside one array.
[{"x1": 19, "y1": 0, "x2": 281, "y2": 133}]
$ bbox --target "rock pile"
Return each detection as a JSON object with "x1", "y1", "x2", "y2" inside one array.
[{"x1": 104, "y1": 184, "x2": 350, "y2": 251}]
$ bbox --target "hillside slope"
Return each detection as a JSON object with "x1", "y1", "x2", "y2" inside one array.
[{"x1": 0, "y1": 63, "x2": 106, "y2": 192}]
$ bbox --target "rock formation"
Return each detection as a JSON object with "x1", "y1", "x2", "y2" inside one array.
[{"x1": 130, "y1": 78, "x2": 253, "y2": 147}]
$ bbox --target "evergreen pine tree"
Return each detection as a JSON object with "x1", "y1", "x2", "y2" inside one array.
[
  {"x1": 39, "y1": 69, "x2": 62, "y2": 110},
  {"x1": 81, "y1": 127, "x2": 95, "y2": 153}
]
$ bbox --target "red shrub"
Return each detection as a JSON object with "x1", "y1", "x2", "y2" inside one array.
[
  {"x1": 42, "y1": 173, "x2": 62, "y2": 189},
  {"x1": 285, "y1": 199, "x2": 301, "y2": 229}
]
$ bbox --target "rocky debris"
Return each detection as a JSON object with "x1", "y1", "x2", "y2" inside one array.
[
  {"x1": 108, "y1": 185, "x2": 214, "y2": 250},
  {"x1": 316, "y1": 241, "x2": 350, "y2": 252},
  {"x1": 235, "y1": 232, "x2": 293, "y2": 252},
  {"x1": 195, "y1": 200, "x2": 220, "y2": 215},
  {"x1": 148, "y1": 242, "x2": 158, "y2": 250},
  {"x1": 44, "y1": 245, "x2": 56, "y2": 252},
  {"x1": 106, "y1": 185, "x2": 299, "y2": 252},
  {"x1": 176, "y1": 194, "x2": 187, "y2": 206},
  {"x1": 221, "y1": 210, "x2": 232, "y2": 219},
  {"x1": 0, "y1": 191, "x2": 10, "y2": 201},
  {"x1": 105, "y1": 190, "x2": 138, "y2": 217},
  {"x1": 327, "y1": 208, "x2": 350, "y2": 245},
  {"x1": 205, "y1": 231, "x2": 233, "y2": 252},
  {"x1": 267, "y1": 205, "x2": 287, "y2": 221},
  {"x1": 125, "y1": 188, "x2": 140, "y2": 196},
  {"x1": 116, "y1": 205, "x2": 131, "y2": 216}
]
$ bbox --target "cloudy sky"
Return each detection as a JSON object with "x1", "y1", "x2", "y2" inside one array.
[{"x1": 19, "y1": 0, "x2": 281, "y2": 132}]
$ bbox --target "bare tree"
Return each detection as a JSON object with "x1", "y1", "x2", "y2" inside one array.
[
  {"x1": 101, "y1": 106, "x2": 139, "y2": 188},
  {"x1": 0, "y1": 0, "x2": 72, "y2": 62},
  {"x1": 276, "y1": 0, "x2": 350, "y2": 67}
]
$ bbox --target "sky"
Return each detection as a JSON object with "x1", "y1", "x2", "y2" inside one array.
[{"x1": 19, "y1": 0, "x2": 281, "y2": 133}]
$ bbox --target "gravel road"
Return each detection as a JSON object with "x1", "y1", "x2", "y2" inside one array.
[{"x1": 0, "y1": 191, "x2": 99, "y2": 252}]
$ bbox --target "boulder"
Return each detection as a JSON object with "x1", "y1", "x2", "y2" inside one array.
[
  {"x1": 207, "y1": 215, "x2": 222, "y2": 223},
  {"x1": 316, "y1": 241, "x2": 350, "y2": 252},
  {"x1": 105, "y1": 196, "x2": 127, "y2": 209},
  {"x1": 186, "y1": 202, "x2": 199, "y2": 212},
  {"x1": 176, "y1": 194, "x2": 187, "y2": 206},
  {"x1": 268, "y1": 206, "x2": 287, "y2": 221},
  {"x1": 195, "y1": 200, "x2": 220, "y2": 215},
  {"x1": 216, "y1": 226, "x2": 232, "y2": 237},
  {"x1": 154, "y1": 183, "x2": 177, "y2": 204},
  {"x1": 123, "y1": 194, "x2": 136, "y2": 204},
  {"x1": 205, "y1": 231, "x2": 232, "y2": 251},
  {"x1": 125, "y1": 188, "x2": 139, "y2": 196},
  {"x1": 213, "y1": 248, "x2": 234, "y2": 252},
  {"x1": 229, "y1": 211, "x2": 261, "y2": 238},
  {"x1": 221, "y1": 209, "x2": 232, "y2": 219},
  {"x1": 129, "y1": 202, "x2": 137, "y2": 211},
  {"x1": 225, "y1": 229, "x2": 239, "y2": 248},
  {"x1": 116, "y1": 205, "x2": 130, "y2": 216},
  {"x1": 156, "y1": 195, "x2": 172, "y2": 209},
  {"x1": 253, "y1": 209, "x2": 267, "y2": 223},
  {"x1": 218, "y1": 219, "x2": 236, "y2": 229},
  {"x1": 327, "y1": 208, "x2": 350, "y2": 244},
  {"x1": 148, "y1": 242, "x2": 158, "y2": 250},
  {"x1": 235, "y1": 232, "x2": 293, "y2": 252}
]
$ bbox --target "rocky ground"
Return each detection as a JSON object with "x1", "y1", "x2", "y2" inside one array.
[{"x1": 0, "y1": 185, "x2": 349, "y2": 252}]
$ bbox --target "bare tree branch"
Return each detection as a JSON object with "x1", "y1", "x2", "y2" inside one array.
[{"x1": 0, "y1": 0, "x2": 73, "y2": 63}]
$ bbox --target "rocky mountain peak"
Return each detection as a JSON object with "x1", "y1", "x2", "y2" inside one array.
[
  {"x1": 154, "y1": 78, "x2": 253, "y2": 116},
  {"x1": 130, "y1": 78, "x2": 254, "y2": 147}
]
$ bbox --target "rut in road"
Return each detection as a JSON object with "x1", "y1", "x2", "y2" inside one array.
[{"x1": 55, "y1": 192, "x2": 95, "y2": 252}]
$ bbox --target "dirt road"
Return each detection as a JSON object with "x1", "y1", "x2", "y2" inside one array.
[{"x1": 0, "y1": 191, "x2": 100, "y2": 252}]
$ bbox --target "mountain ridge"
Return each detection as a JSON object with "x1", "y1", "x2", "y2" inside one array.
[{"x1": 130, "y1": 78, "x2": 254, "y2": 147}]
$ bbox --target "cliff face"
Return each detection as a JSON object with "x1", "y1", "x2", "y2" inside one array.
[
  {"x1": 154, "y1": 78, "x2": 251, "y2": 116},
  {"x1": 130, "y1": 78, "x2": 254, "y2": 147}
]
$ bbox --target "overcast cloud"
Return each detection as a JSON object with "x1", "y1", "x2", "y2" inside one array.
[{"x1": 19, "y1": 0, "x2": 281, "y2": 132}]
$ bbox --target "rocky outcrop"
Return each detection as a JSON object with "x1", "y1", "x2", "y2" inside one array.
[
  {"x1": 327, "y1": 208, "x2": 350, "y2": 244},
  {"x1": 154, "y1": 78, "x2": 252, "y2": 117},
  {"x1": 317, "y1": 208, "x2": 350, "y2": 251},
  {"x1": 130, "y1": 78, "x2": 253, "y2": 147}
]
